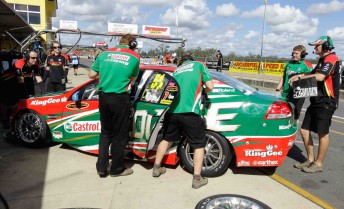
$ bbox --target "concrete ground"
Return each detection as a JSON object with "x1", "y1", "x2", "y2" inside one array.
[{"x1": 0, "y1": 66, "x2": 324, "y2": 209}]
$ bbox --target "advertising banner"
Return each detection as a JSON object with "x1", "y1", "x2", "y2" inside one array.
[
  {"x1": 108, "y1": 23, "x2": 138, "y2": 35},
  {"x1": 59, "y1": 20, "x2": 78, "y2": 30},
  {"x1": 229, "y1": 61, "x2": 285, "y2": 75},
  {"x1": 142, "y1": 25, "x2": 170, "y2": 37}
]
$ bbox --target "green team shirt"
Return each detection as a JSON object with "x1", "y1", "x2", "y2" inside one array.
[
  {"x1": 282, "y1": 59, "x2": 313, "y2": 98},
  {"x1": 91, "y1": 45, "x2": 140, "y2": 94},
  {"x1": 169, "y1": 60, "x2": 212, "y2": 115}
]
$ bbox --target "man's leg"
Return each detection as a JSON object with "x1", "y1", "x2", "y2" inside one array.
[
  {"x1": 155, "y1": 140, "x2": 173, "y2": 165},
  {"x1": 96, "y1": 93, "x2": 113, "y2": 176},
  {"x1": 300, "y1": 128, "x2": 315, "y2": 162},
  {"x1": 193, "y1": 147, "x2": 205, "y2": 175},
  {"x1": 315, "y1": 133, "x2": 330, "y2": 167},
  {"x1": 152, "y1": 140, "x2": 172, "y2": 177},
  {"x1": 109, "y1": 95, "x2": 132, "y2": 175}
]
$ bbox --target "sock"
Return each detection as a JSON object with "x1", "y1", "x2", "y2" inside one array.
[
  {"x1": 193, "y1": 174, "x2": 201, "y2": 180},
  {"x1": 153, "y1": 163, "x2": 161, "y2": 169}
]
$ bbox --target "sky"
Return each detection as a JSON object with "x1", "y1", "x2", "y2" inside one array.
[{"x1": 52, "y1": 0, "x2": 344, "y2": 59}]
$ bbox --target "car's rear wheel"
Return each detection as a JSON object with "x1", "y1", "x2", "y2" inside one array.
[
  {"x1": 15, "y1": 110, "x2": 51, "y2": 147},
  {"x1": 178, "y1": 131, "x2": 232, "y2": 177}
]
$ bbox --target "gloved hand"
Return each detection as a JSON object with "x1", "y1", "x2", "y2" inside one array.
[{"x1": 61, "y1": 78, "x2": 66, "y2": 85}]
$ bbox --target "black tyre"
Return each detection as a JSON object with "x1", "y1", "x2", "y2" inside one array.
[
  {"x1": 195, "y1": 194, "x2": 271, "y2": 209},
  {"x1": 14, "y1": 110, "x2": 51, "y2": 147},
  {"x1": 178, "y1": 131, "x2": 232, "y2": 177}
]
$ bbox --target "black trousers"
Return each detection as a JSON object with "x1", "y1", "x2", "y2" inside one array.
[
  {"x1": 97, "y1": 92, "x2": 130, "y2": 175},
  {"x1": 46, "y1": 82, "x2": 66, "y2": 92}
]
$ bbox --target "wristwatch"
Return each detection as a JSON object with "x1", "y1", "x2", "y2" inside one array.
[
  {"x1": 298, "y1": 75, "x2": 302, "y2": 80},
  {"x1": 275, "y1": 89, "x2": 279, "y2": 91}
]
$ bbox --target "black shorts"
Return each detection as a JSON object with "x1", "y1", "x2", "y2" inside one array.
[
  {"x1": 72, "y1": 64, "x2": 78, "y2": 69},
  {"x1": 301, "y1": 105, "x2": 336, "y2": 134},
  {"x1": 163, "y1": 113, "x2": 206, "y2": 149}
]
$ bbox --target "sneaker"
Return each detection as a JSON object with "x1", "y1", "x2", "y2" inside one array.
[
  {"x1": 152, "y1": 167, "x2": 166, "y2": 177},
  {"x1": 192, "y1": 177, "x2": 208, "y2": 189},
  {"x1": 294, "y1": 160, "x2": 312, "y2": 169},
  {"x1": 302, "y1": 162, "x2": 323, "y2": 173},
  {"x1": 110, "y1": 168, "x2": 133, "y2": 177}
]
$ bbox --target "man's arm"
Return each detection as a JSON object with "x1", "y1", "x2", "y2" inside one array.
[
  {"x1": 204, "y1": 80, "x2": 214, "y2": 94},
  {"x1": 88, "y1": 69, "x2": 99, "y2": 79}
]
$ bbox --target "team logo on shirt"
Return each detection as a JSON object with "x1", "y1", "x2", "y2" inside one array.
[{"x1": 107, "y1": 54, "x2": 130, "y2": 61}]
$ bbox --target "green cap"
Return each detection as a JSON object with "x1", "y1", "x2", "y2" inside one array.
[{"x1": 308, "y1": 35, "x2": 334, "y2": 49}]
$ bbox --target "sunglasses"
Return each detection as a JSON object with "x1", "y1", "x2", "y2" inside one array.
[
  {"x1": 30, "y1": 57, "x2": 38, "y2": 60},
  {"x1": 53, "y1": 46, "x2": 62, "y2": 49}
]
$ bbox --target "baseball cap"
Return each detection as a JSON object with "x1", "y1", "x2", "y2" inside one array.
[{"x1": 308, "y1": 36, "x2": 334, "y2": 48}]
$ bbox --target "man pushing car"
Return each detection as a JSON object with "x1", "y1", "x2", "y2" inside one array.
[{"x1": 152, "y1": 54, "x2": 214, "y2": 189}]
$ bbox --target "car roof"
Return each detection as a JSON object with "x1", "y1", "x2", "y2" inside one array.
[{"x1": 139, "y1": 64, "x2": 176, "y2": 72}]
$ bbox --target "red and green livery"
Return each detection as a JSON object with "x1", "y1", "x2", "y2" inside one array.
[{"x1": 8, "y1": 65, "x2": 297, "y2": 177}]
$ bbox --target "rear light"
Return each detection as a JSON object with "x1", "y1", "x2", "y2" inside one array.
[{"x1": 264, "y1": 101, "x2": 292, "y2": 119}]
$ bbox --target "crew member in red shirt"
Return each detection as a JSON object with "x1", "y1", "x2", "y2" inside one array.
[{"x1": 14, "y1": 50, "x2": 40, "y2": 98}]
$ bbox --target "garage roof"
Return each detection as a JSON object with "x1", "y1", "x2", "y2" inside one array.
[{"x1": 0, "y1": 0, "x2": 35, "y2": 43}]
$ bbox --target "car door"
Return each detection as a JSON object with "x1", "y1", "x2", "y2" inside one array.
[
  {"x1": 130, "y1": 71, "x2": 179, "y2": 158},
  {"x1": 53, "y1": 80, "x2": 101, "y2": 153}
]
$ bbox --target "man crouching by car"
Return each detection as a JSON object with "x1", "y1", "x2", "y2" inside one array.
[{"x1": 152, "y1": 54, "x2": 214, "y2": 189}]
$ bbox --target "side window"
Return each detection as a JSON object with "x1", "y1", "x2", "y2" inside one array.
[
  {"x1": 130, "y1": 70, "x2": 144, "y2": 99},
  {"x1": 139, "y1": 72, "x2": 178, "y2": 105},
  {"x1": 82, "y1": 81, "x2": 99, "y2": 100}
]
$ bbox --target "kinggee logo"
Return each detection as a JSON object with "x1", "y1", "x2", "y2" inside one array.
[{"x1": 244, "y1": 144, "x2": 283, "y2": 158}]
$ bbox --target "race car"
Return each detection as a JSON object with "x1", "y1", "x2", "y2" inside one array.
[{"x1": 7, "y1": 65, "x2": 297, "y2": 177}]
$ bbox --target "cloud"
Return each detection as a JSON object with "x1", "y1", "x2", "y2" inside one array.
[
  {"x1": 160, "y1": 0, "x2": 211, "y2": 30},
  {"x1": 114, "y1": 0, "x2": 180, "y2": 6},
  {"x1": 306, "y1": 0, "x2": 344, "y2": 15},
  {"x1": 327, "y1": 27, "x2": 344, "y2": 40},
  {"x1": 216, "y1": 3, "x2": 240, "y2": 17},
  {"x1": 245, "y1": 30, "x2": 258, "y2": 39},
  {"x1": 241, "y1": 3, "x2": 319, "y2": 37}
]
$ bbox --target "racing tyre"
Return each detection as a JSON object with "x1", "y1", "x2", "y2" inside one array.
[
  {"x1": 14, "y1": 110, "x2": 51, "y2": 147},
  {"x1": 178, "y1": 131, "x2": 232, "y2": 177},
  {"x1": 195, "y1": 194, "x2": 271, "y2": 209}
]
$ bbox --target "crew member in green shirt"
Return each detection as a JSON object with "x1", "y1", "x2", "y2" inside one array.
[
  {"x1": 89, "y1": 34, "x2": 139, "y2": 178},
  {"x1": 276, "y1": 45, "x2": 313, "y2": 120},
  {"x1": 152, "y1": 54, "x2": 214, "y2": 189}
]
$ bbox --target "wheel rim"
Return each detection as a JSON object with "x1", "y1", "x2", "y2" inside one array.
[
  {"x1": 198, "y1": 195, "x2": 269, "y2": 209},
  {"x1": 184, "y1": 134, "x2": 223, "y2": 170},
  {"x1": 16, "y1": 112, "x2": 43, "y2": 143}
]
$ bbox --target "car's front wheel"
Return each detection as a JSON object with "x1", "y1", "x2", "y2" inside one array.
[
  {"x1": 178, "y1": 131, "x2": 232, "y2": 177},
  {"x1": 15, "y1": 110, "x2": 51, "y2": 147}
]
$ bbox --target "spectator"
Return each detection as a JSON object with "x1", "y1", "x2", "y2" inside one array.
[
  {"x1": 152, "y1": 54, "x2": 214, "y2": 189},
  {"x1": 216, "y1": 50, "x2": 223, "y2": 72},
  {"x1": 89, "y1": 34, "x2": 140, "y2": 178},
  {"x1": 290, "y1": 36, "x2": 340, "y2": 173},
  {"x1": 276, "y1": 45, "x2": 312, "y2": 120},
  {"x1": 71, "y1": 52, "x2": 79, "y2": 76}
]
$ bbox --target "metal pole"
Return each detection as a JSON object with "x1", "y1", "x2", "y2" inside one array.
[{"x1": 259, "y1": 0, "x2": 267, "y2": 74}]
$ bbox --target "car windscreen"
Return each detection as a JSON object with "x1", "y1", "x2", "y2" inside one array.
[{"x1": 210, "y1": 71, "x2": 258, "y2": 95}]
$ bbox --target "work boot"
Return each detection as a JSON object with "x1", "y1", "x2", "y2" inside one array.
[
  {"x1": 192, "y1": 177, "x2": 208, "y2": 189},
  {"x1": 152, "y1": 167, "x2": 166, "y2": 177},
  {"x1": 294, "y1": 160, "x2": 313, "y2": 169},
  {"x1": 110, "y1": 168, "x2": 133, "y2": 177},
  {"x1": 302, "y1": 162, "x2": 323, "y2": 173}
]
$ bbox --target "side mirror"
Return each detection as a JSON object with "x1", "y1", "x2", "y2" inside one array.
[{"x1": 72, "y1": 91, "x2": 81, "y2": 103}]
